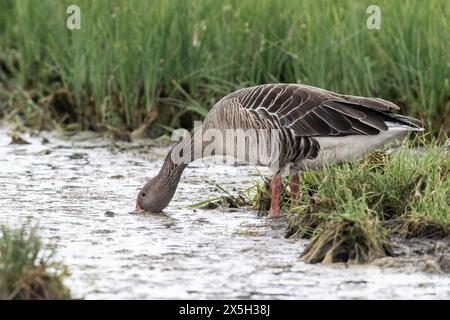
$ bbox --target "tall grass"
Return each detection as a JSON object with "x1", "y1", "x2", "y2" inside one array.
[{"x1": 0, "y1": 0, "x2": 449, "y2": 133}]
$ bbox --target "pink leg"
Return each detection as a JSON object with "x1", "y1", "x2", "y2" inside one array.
[
  {"x1": 268, "y1": 175, "x2": 282, "y2": 218},
  {"x1": 289, "y1": 174, "x2": 300, "y2": 198}
]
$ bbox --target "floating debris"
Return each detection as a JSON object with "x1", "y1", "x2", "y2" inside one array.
[
  {"x1": 198, "y1": 202, "x2": 220, "y2": 210},
  {"x1": 9, "y1": 132, "x2": 30, "y2": 145},
  {"x1": 37, "y1": 149, "x2": 51, "y2": 156},
  {"x1": 109, "y1": 175, "x2": 125, "y2": 180},
  {"x1": 104, "y1": 211, "x2": 115, "y2": 217}
]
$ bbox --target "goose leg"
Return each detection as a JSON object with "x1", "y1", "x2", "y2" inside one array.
[
  {"x1": 268, "y1": 175, "x2": 282, "y2": 218},
  {"x1": 289, "y1": 174, "x2": 300, "y2": 197}
]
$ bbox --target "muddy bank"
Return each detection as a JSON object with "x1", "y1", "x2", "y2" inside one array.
[
  {"x1": 372, "y1": 236, "x2": 450, "y2": 274},
  {"x1": 0, "y1": 127, "x2": 449, "y2": 299}
]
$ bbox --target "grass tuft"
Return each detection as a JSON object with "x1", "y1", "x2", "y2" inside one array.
[
  {"x1": 244, "y1": 135, "x2": 449, "y2": 263},
  {"x1": 300, "y1": 217, "x2": 392, "y2": 264},
  {"x1": 0, "y1": 225, "x2": 71, "y2": 300}
]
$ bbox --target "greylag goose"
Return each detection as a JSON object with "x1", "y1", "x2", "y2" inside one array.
[{"x1": 136, "y1": 84, "x2": 423, "y2": 217}]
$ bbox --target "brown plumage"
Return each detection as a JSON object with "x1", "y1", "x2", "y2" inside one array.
[
  {"x1": 223, "y1": 84, "x2": 420, "y2": 136},
  {"x1": 136, "y1": 83, "x2": 423, "y2": 216}
]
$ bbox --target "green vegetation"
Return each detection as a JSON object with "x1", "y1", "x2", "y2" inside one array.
[
  {"x1": 198, "y1": 136, "x2": 449, "y2": 264},
  {"x1": 0, "y1": 0, "x2": 449, "y2": 136},
  {"x1": 288, "y1": 136, "x2": 449, "y2": 263},
  {"x1": 0, "y1": 225, "x2": 71, "y2": 299}
]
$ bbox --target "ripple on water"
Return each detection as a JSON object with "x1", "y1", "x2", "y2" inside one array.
[{"x1": 1, "y1": 128, "x2": 449, "y2": 299}]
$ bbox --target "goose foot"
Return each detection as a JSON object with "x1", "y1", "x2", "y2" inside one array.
[{"x1": 268, "y1": 175, "x2": 282, "y2": 218}]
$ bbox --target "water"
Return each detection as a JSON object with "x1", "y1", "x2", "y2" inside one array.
[{"x1": 1, "y1": 127, "x2": 449, "y2": 299}]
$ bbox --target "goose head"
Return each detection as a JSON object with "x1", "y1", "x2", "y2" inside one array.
[{"x1": 135, "y1": 175, "x2": 174, "y2": 213}]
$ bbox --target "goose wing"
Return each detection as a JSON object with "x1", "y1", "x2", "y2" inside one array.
[{"x1": 225, "y1": 83, "x2": 418, "y2": 136}]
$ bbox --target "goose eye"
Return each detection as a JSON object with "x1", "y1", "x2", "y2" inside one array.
[{"x1": 141, "y1": 192, "x2": 147, "y2": 197}]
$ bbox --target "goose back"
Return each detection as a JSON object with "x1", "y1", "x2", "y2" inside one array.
[{"x1": 203, "y1": 83, "x2": 422, "y2": 172}]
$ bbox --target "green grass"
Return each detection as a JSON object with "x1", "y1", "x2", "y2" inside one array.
[
  {"x1": 0, "y1": 0, "x2": 448, "y2": 135},
  {"x1": 207, "y1": 135, "x2": 449, "y2": 264},
  {"x1": 290, "y1": 136, "x2": 449, "y2": 263},
  {"x1": 0, "y1": 225, "x2": 71, "y2": 299}
]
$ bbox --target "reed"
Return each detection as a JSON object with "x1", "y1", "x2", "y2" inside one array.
[{"x1": 0, "y1": 0, "x2": 448, "y2": 135}]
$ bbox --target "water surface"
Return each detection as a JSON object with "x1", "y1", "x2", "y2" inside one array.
[{"x1": 0, "y1": 128, "x2": 449, "y2": 299}]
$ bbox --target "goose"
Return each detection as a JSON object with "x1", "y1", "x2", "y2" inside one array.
[{"x1": 135, "y1": 83, "x2": 423, "y2": 217}]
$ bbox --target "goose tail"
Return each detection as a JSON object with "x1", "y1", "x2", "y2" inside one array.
[{"x1": 387, "y1": 114, "x2": 424, "y2": 131}]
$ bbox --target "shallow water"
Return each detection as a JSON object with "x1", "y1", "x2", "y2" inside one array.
[{"x1": 1, "y1": 127, "x2": 449, "y2": 299}]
